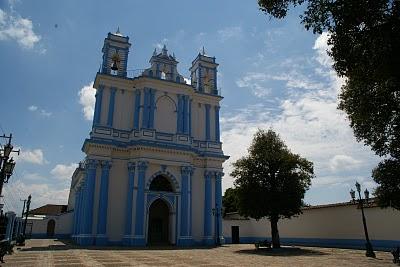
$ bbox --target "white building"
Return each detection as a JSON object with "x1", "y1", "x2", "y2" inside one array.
[{"x1": 69, "y1": 30, "x2": 228, "y2": 246}]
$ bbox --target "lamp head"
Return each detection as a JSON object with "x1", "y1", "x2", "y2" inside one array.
[
  {"x1": 355, "y1": 181, "x2": 361, "y2": 193},
  {"x1": 3, "y1": 143, "x2": 13, "y2": 158},
  {"x1": 364, "y1": 188, "x2": 369, "y2": 202},
  {"x1": 350, "y1": 189, "x2": 356, "y2": 201}
]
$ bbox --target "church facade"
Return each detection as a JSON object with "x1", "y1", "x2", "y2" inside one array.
[{"x1": 69, "y1": 30, "x2": 228, "y2": 246}]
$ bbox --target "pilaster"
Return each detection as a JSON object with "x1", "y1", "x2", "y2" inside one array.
[
  {"x1": 203, "y1": 170, "x2": 213, "y2": 245},
  {"x1": 123, "y1": 162, "x2": 136, "y2": 246},
  {"x1": 177, "y1": 166, "x2": 194, "y2": 246},
  {"x1": 80, "y1": 159, "x2": 98, "y2": 246},
  {"x1": 133, "y1": 161, "x2": 148, "y2": 246},
  {"x1": 95, "y1": 160, "x2": 112, "y2": 245}
]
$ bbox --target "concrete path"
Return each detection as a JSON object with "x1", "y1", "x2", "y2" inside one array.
[{"x1": 1, "y1": 239, "x2": 394, "y2": 266}]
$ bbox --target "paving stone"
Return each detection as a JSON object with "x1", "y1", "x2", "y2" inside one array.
[{"x1": 0, "y1": 239, "x2": 395, "y2": 267}]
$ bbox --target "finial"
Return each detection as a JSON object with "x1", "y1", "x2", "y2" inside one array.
[
  {"x1": 116, "y1": 26, "x2": 120, "y2": 34},
  {"x1": 202, "y1": 46, "x2": 205, "y2": 55},
  {"x1": 153, "y1": 48, "x2": 157, "y2": 56},
  {"x1": 162, "y1": 44, "x2": 168, "y2": 55},
  {"x1": 172, "y1": 52, "x2": 176, "y2": 59}
]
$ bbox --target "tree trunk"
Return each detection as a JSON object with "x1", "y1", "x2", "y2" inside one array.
[{"x1": 270, "y1": 215, "x2": 281, "y2": 248}]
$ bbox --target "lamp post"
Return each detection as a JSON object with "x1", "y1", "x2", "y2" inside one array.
[
  {"x1": 212, "y1": 206, "x2": 223, "y2": 246},
  {"x1": 0, "y1": 134, "x2": 19, "y2": 213},
  {"x1": 350, "y1": 181, "x2": 376, "y2": 258}
]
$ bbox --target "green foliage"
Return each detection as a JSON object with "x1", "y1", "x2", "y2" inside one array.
[
  {"x1": 258, "y1": 0, "x2": 400, "y2": 209},
  {"x1": 373, "y1": 158, "x2": 400, "y2": 210},
  {"x1": 231, "y1": 129, "x2": 314, "y2": 247},
  {"x1": 222, "y1": 187, "x2": 239, "y2": 216}
]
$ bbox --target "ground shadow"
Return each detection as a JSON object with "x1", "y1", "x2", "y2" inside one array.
[
  {"x1": 18, "y1": 239, "x2": 220, "y2": 252},
  {"x1": 235, "y1": 246, "x2": 328, "y2": 257}
]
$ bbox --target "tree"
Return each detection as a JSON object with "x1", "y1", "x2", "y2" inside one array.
[
  {"x1": 372, "y1": 158, "x2": 400, "y2": 210},
  {"x1": 231, "y1": 129, "x2": 314, "y2": 248},
  {"x1": 258, "y1": 0, "x2": 400, "y2": 209},
  {"x1": 222, "y1": 187, "x2": 239, "y2": 216}
]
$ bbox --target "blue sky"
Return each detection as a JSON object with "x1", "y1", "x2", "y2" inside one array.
[{"x1": 0, "y1": 0, "x2": 380, "y2": 211}]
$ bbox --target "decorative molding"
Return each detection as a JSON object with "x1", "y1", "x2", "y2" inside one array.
[
  {"x1": 146, "y1": 170, "x2": 180, "y2": 191},
  {"x1": 127, "y1": 162, "x2": 136, "y2": 172},
  {"x1": 101, "y1": 160, "x2": 112, "y2": 170},
  {"x1": 137, "y1": 161, "x2": 148, "y2": 172},
  {"x1": 181, "y1": 166, "x2": 194, "y2": 176},
  {"x1": 85, "y1": 159, "x2": 98, "y2": 170}
]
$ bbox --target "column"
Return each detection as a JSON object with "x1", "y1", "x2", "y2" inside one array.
[
  {"x1": 142, "y1": 88, "x2": 150, "y2": 128},
  {"x1": 5, "y1": 212, "x2": 16, "y2": 240},
  {"x1": 107, "y1": 88, "x2": 117, "y2": 127},
  {"x1": 177, "y1": 94, "x2": 183, "y2": 133},
  {"x1": 183, "y1": 96, "x2": 188, "y2": 134},
  {"x1": 80, "y1": 159, "x2": 98, "y2": 245},
  {"x1": 215, "y1": 172, "x2": 224, "y2": 244},
  {"x1": 203, "y1": 171, "x2": 213, "y2": 245},
  {"x1": 149, "y1": 89, "x2": 156, "y2": 128},
  {"x1": 93, "y1": 86, "x2": 104, "y2": 126},
  {"x1": 178, "y1": 166, "x2": 193, "y2": 246},
  {"x1": 123, "y1": 162, "x2": 135, "y2": 246},
  {"x1": 189, "y1": 99, "x2": 192, "y2": 136},
  {"x1": 133, "y1": 90, "x2": 141, "y2": 130},
  {"x1": 198, "y1": 64, "x2": 202, "y2": 91},
  {"x1": 73, "y1": 189, "x2": 81, "y2": 240},
  {"x1": 95, "y1": 160, "x2": 112, "y2": 245},
  {"x1": 78, "y1": 183, "x2": 85, "y2": 243},
  {"x1": 214, "y1": 106, "x2": 220, "y2": 142},
  {"x1": 75, "y1": 188, "x2": 82, "y2": 242},
  {"x1": 213, "y1": 68, "x2": 218, "y2": 94},
  {"x1": 205, "y1": 104, "x2": 211, "y2": 140},
  {"x1": 133, "y1": 161, "x2": 148, "y2": 246}
]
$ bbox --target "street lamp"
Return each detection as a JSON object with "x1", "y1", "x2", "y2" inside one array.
[
  {"x1": 212, "y1": 206, "x2": 224, "y2": 246},
  {"x1": 350, "y1": 181, "x2": 376, "y2": 258},
  {"x1": 0, "y1": 133, "x2": 19, "y2": 200}
]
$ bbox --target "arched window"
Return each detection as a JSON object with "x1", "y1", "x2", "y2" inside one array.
[
  {"x1": 161, "y1": 71, "x2": 166, "y2": 80},
  {"x1": 149, "y1": 175, "x2": 173, "y2": 192}
]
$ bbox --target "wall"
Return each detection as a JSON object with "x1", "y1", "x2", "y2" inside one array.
[
  {"x1": 223, "y1": 203, "x2": 400, "y2": 250},
  {"x1": 28, "y1": 212, "x2": 73, "y2": 239}
]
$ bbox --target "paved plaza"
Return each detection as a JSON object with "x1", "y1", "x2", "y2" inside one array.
[{"x1": 1, "y1": 239, "x2": 394, "y2": 266}]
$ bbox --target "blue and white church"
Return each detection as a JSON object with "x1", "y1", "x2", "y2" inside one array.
[{"x1": 69, "y1": 30, "x2": 228, "y2": 246}]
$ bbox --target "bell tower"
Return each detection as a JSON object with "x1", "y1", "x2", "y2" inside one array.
[
  {"x1": 101, "y1": 28, "x2": 131, "y2": 77},
  {"x1": 190, "y1": 48, "x2": 219, "y2": 95}
]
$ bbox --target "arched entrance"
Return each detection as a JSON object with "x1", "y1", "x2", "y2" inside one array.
[
  {"x1": 148, "y1": 199, "x2": 170, "y2": 245},
  {"x1": 47, "y1": 219, "x2": 55, "y2": 237}
]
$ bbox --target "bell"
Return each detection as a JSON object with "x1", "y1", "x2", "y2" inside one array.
[{"x1": 111, "y1": 60, "x2": 118, "y2": 71}]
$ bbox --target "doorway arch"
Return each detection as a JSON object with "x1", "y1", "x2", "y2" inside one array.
[
  {"x1": 47, "y1": 219, "x2": 55, "y2": 237},
  {"x1": 147, "y1": 199, "x2": 170, "y2": 245}
]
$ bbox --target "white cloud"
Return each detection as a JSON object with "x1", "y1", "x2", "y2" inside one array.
[
  {"x1": 16, "y1": 148, "x2": 47, "y2": 165},
  {"x1": 78, "y1": 82, "x2": 96, "y2": 121},
  {"x1": 329, "y1": 155, "x2": 361, "y2": 171},
  {"x1": 222, "y1": 33, "x2": 380, "y2": 199},
  {"x1": 0, "y1": 8, "x2": 41, "y2": 49},
  {"x1": 28, "y1": 105, "x2": 37, "y2": 111},
  {"x1": 3, "y1": 180, "x2": 70, "y2": 211},
  {"x1": 217, "y1": 26, "x2": 243, "y2": 42},
  {"x1": 236, "y1": 73, "x2": 271, "y2": 98},
  {"x1": 50, "y1": 163, "x2": 78, "y2": 181},
  {"x1": 153, "y1": 38, "x2": 169, "y2": 49},
  {"x1": 27, "y1": 105, "x2": 52, "y2": 117}
]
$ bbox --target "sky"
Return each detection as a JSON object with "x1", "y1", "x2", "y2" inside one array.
[{"x1": 0, "y1": 0, "x2": 381, "y2": 212}]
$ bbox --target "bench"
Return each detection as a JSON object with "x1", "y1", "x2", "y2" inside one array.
[{"x1": 255, "y1": 239, "x2": 271, "y2": 249}]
